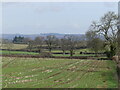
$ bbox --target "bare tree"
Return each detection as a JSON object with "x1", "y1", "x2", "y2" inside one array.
[
  {"x1": 45, "y1": 35, "x2": 57, "y2": 53},
  {"x1": 60, "y1": 38, "x2": 68, "y2": 55},
  {"x1": 34, "y1": 36, "x2": 44, "y2": 53},
  {"x1": 86, "y1": 30, "x2": 104, "y2": 55},
  {"x1": 86, "y1": 30, "x2": 97, "y2": 41},
  {"x1": 27, "y1": 40, "x2": 34, "y2": 52},
  {"x1": 90, "y1": 11, "x2": 118, "y2": 58},
  {"x1": 64, "y1": 35, "x2": 78, "y2": 57}
]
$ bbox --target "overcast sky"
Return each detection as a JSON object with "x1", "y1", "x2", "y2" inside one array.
[{"x1": 2, "y1": 2, "x2": 118, "y2": 34}]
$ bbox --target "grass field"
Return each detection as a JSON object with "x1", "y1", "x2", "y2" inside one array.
[
  {"x1": 1, "y1": 44, "x2": 90, "y2": 52},
  {"x1": 0, "y1": 50, "x2": 38, "y2": 55},
  {"x1": 0, "y1": 50, "x2": 93, "y2": 56},
  {"x1": 1, "y1": 43, "x2": 106, "y2": 57},
  {"x1": 0, "y1": 50, "x2": 106, "y2": 58},
  {"x1": 2, "y1": 57, "x2": 118, "y2": 88},
  {"x1": 1, "y1": 44, "x2": 28, "y2": 50}
]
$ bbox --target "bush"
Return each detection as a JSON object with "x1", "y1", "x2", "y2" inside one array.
[
  {"x1": 80, "y1": 52, "x2": 83, "y2": 54},
  {"x1": 105, "y1": 51, "x2": 115, "y2": 59}
]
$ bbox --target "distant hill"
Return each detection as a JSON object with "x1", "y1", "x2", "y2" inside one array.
[{"x1": 1, "y1": 33, "x2": 85, "y2": 40}]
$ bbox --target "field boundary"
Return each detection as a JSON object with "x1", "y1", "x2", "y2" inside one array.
[
  {"x1": 0, "y1": 49, "x2": 106, "y2": 55},
  {"x1": 1, "y1": 54, "x2": 109, "y2": 60}
]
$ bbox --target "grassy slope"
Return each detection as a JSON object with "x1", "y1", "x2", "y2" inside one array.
[
  {"x1": 2, "y1": 57, "x2": 118, "y2": 88},
  {"x1": 1, "y1": 44, "x2": 28, "y2": 50}
]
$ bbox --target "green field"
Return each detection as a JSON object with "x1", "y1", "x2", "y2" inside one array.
[
  {"x1": 1, "y1": 50, "x2": 106, "y2": 58},
  {"x1": 2, "y1": 57, "x2": 118, "y2": 88},
  {"x1": 0, "y1": 50, "x2": 96, "y2": 57},
  {"x1": 1, "y1": 43, "x2": 106, "y2": 58},
  {"x1": 1, "y1": 50, "x2": 38, "y2": 55},
  {"x1": 1, "y1": 44, "x2": 28, "y2": 50}
]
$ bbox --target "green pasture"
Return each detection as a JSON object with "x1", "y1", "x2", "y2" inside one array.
[
  {"x1": 0, "y1": 50, "x2": 38, "y2": 55},
  {"x1": 2, "y1": 57, "x2": 118, "y2": 88},
  {"x1": 0, "y1": 50, "x2": 106, "y2": 58},
  {"x1": 0, "y1": 43, "x2": 106, "y2": 58},
  {"x1": 0, "y1": 50, "x2": 107, "y2": 60},
  {"x1": 1, "y1": 44, "x2": 28, "y2": 50}
]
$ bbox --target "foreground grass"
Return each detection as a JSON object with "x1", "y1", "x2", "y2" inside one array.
[{"x1": 2, "y1": 57, "x2": 118, "y2": 88}]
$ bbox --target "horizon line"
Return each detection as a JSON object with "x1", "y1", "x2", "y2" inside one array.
[{"x1": 1, "y1": 33, "x2": 85, "y2": 35}]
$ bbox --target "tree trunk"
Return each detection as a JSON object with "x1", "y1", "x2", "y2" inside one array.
[
  {"x1": 95, "y1": 51, "x2": 98, "y2": 57},
  {"x1": 63, "y1": 50, "x2": 65, "y2": 55},
  {"x1": 110, "y1": 45, "x2": 116, "y2": 58},
  {"x1": 49, "y1": 48, "x2": 52, "y2": 53},
  {"x1": 38, "y1": 46, "x2": 42, "y2": 54},
  {"x1": 38, "y1": 49, "x2": 41, "y2": 54},
  {"x1": 70, "y1": 50, "x2": 73, "y2": 57}
]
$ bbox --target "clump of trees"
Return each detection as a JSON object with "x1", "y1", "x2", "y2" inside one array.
[
  {"x1": 45, "y1": 35, "x2": 58, "y2": 53},
  {"x1": 62, "y1": 35, "x2": 78, "y2": 57},
  {"x1": 13, "y1": 36, "x2": 24, "y2": 44},
  {"x1": 86, "y1": 11, "x2": 118, "y2": 59},
  {"x1": 27, "y1": 36, "x2": 44, "y2": 53},
  {"x1": 26, "y1": 35, "x2": 78, "y2": 57},
  {"x1": 13, "y1": 36, "x2": 32, "y2": 44}
]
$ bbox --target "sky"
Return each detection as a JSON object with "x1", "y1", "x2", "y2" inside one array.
[{"x1": 2, "y1": 2, "x2": 118, "y2": 34}]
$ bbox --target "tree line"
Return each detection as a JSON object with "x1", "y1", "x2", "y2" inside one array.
[
  {"x1": 12, "y1": 35, "x2": 85, "y2": 57},
  {"x1": 3, "y1": 11, "x2": 119, "y2": 59}
]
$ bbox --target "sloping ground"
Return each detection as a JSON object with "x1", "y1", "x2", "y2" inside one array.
[{"x1": 2, "y1": 57, "x2": 118, "y2": 88}]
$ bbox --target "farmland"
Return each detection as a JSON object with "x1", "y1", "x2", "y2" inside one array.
[
  {"x1": 1, "y1": 44, "x2": 28, "y2": 50},
  {"x1": 1, "y1": 2, "x2": 120, "y2": 89},
  {"x1": 0, "y1": 43, "x2": 106, "y2": 58},
  {"x1": 2, "y1": 57, "x2": 118, "y2": 88},
  {"x1": 1, "y1": 42, "x2": 118, "y2": 88}
]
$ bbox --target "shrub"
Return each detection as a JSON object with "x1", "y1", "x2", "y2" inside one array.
[{"x1": 105, "y1": 51, "x2": 115, "y2": 59}]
